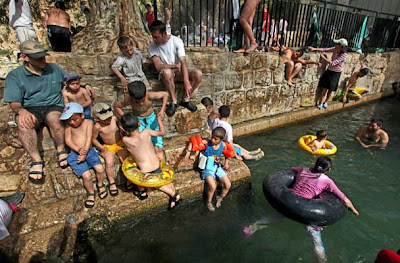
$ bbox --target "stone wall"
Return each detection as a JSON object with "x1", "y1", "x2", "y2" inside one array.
[{"x1": 0, "y1": 49, "x2": 399, "y2": 262}]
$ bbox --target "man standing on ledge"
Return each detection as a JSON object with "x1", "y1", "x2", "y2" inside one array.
[
  {"x1": 355, "y1": 118, "x2": 389, "y2": 148},
  {"x1": 148, "y1": 20, "x2": 203, "y2": 117},
  {"x1": 4, "y1": 40, "x2": 68, "y2": 183}
]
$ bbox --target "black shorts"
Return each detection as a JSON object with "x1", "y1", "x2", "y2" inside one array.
[
  {"x1": 23, "y1": 105, "x2": 63, "y2": 129},
  {"x1": 318, "y1": 70, "x2": 342, "y2": 92},
  {"x1": 47, "y1": 25, "x2": 72, "y2": 52}
]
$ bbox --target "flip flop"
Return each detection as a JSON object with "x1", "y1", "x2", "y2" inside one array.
[{"x1": 56, "y1": 150, "x2": 69, "y2": 169}]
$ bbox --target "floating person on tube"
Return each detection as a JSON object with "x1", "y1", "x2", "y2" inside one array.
[{"x1": 244, "y1": 156, "x2": 359, "y2": 263}]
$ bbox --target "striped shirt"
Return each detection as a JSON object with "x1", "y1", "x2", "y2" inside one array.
[{"x1": 321, "y1": 47, "x2": 348, "y2": 72}]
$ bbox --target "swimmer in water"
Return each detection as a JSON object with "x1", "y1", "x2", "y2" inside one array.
[{"x1": 355, "y1": 118, "x2": 389, "y2": 148}]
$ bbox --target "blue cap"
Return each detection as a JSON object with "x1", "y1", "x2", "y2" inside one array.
[
  {"x1": 64, "y1": 72, "x2": 80, "y2": 82},
  {"x1": 60, "y1": 102, "x2": 84, "y2": 120}
]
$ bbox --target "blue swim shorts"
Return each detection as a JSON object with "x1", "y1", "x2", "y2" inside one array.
[
  {"x1": 67, "y1": 147, "x2": 102, "y2": 177},
  {"x1": 201, "y1": 163, "x2": 226, "y2": 180},
  {"x1": 138, "y1": 111, "x2": 163, "y2": 148},
  {"x1": 84, "y1": 106, "x2": 93, "y2": 120},
  {"x1": 234, "y1": 146, "x2": 242, "y2": 156}
]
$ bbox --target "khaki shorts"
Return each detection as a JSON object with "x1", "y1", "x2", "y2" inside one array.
[{"x1": 14, "y1": 26, "x2": 38, "y2": 45}]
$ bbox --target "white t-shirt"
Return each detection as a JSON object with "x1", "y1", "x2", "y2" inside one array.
[
  {"x1": 211, "y1": 118, "x2": 233, "y2": 142},
  {"x1": 9, "y1": 0, "x2": 33, "y2": 28},
  {"x1": 148, "y1": 35, "x2": 186, "y2": 65},
  {"x1": 0, "y1": 200, "x2": 12, "y2": 241}
]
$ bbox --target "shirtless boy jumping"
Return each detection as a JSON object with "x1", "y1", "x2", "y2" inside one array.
[
  {"x1": 92, "y1": 103, "x2": 128, "y2": 197},
  {"x1": 114, "y1": 81, "x2": 168, "y2": 160},
  {"x1": 355, "y1": 118, "x2": 389, "y2": 148}
]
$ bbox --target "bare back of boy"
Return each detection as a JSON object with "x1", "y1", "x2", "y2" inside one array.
[
  {"x1": 63, "y1": 88, "x2": 91, "y2": 106},
  {"x1": 123, "y1": 130, "x2": 160, "y2": 173}
]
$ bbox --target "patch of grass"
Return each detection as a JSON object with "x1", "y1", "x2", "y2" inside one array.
[{"x1": 0, "y1": 49, "x2": 10, "y2": 56}]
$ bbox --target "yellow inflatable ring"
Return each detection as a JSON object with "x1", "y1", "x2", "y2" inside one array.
[
  {"x1": 298, "y1": 135, "x2": 337, "y2": 155},
  {"x1": 122, "y1": 156, "x2": 174, "y2": 187}
]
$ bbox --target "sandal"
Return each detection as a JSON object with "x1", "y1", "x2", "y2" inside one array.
[
  {"x1": 206, "y1": 201, "x2": 215, "y2": 212},
  {"x1": 85, "y1": 193, "x2": 95, "y2": 208},
  {"x1": 108, "y1": 182, "x2": 119, "y2": 197},
  {"x1": 216, "y1": 196, "x2": 223, "y2": 208},
  {"x1": 133, "y1": 186, "x2": 148, "y2": 201},
  {"x1": 28, "y1": 161, "x2": 45, "y2": 184},
  {"x1": 56, "y1": 150, "x2": 69, "y2": 169},
  {"x1": 168, "y1": 192, "x2": 181, "y2": 210},
  {"x1": 97, "y1": 183, "x2": 108, "y2": 199}
]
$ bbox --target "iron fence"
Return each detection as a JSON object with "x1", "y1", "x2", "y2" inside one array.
[{"x1": 151, "y1": 0, "x2": 400, "y2": 51}]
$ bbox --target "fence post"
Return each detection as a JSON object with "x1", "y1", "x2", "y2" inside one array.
[{"x1": 153, "y1": 0, "x2": 158, "y2": 20}]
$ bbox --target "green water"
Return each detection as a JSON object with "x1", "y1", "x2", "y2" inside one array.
[{"x1": 90, "y1": 99, "x2": 400, "y2": 263}]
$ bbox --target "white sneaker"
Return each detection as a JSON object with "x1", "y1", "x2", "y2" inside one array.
[{"x1": 254, "y1": 151, "x2": 265, "y2": 161}]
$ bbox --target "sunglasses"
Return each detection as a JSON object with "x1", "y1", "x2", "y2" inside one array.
[{"x1": 97, "y1": 108, "x2": 112, "y2": 114}]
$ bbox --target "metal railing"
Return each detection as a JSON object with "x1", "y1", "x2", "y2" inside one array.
[{"x1": 151, "y1": 0, "x2": 400, "y2": 51}]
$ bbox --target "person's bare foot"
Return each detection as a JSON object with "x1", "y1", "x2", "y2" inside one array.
[
  {"x1": 233, "y1": 48, "x2": 246, "y2": 53},
  {"x1": 245, "y1": 43, "x2": 258, "y2": 53},
  {"x1": 287, "y1": 81, "x2": 295, "y2": 87}
]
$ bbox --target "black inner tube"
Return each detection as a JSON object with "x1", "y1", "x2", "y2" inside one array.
[{"x1": 263, "y1": 170, "x2": 346, "y2": 226}]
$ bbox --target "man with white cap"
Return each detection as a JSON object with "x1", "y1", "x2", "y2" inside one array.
[{"x1": 4, "y1": 40, "x2": 68, "y2": 183}]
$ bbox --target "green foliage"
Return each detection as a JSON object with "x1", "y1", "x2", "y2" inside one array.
[{"x1": 0, "y1": 49, "x2": 11, "y2": 56}]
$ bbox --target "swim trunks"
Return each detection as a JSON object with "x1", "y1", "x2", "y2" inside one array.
[
  {"x1": 47, "y1": 25, "x2": 72, "y2": 52},
  {"x1": 103, "y1": 140, "x2": 125, "y2": 154},
  {"x1": 138, "y1": 111, "x2": 163, "y2": 148}
]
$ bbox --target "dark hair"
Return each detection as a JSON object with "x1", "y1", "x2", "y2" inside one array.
[
  {"x1": 149, "y1": 20, "x2": 166, "y2": 34},
  {"x1": 295, "y1": 48, "x2": 304, "y2": 57},
  {"x1": 121, "y1": 113, "x2": 139, "y2": 132},
  {"x1": 218, "y1": 105, "x2": 230, "y2": 118},
  {"x1": 117, "y1": 36, "x2": 133, "y2": 48},
  {"x1": 360, "y1": 68, "x2": 370, "y2": 76},
  {"x1": 55, "y1": 1, "x2": 66, "y2": 11},
  {"x1": 201, "y1": 97, "x2": 213, "y2": 107},
  {"x1": 338, "y1": 46, "x2": 348, "y2": 55},
  {"x1": 145, "y1": 3, "x2": 152, "y2": 8},
  {"x1": 371, "y1": 118, "x2": 383, "y2": 127},
  {"x1": 312, "y1": 156, "x2": 332, "y2": 173},
  {"x1": 316, "y1": 130, "x2": 328, "y2": 140},
  {"x1": 212, "y1": 127, "x2": 226, "y2": 140},
  {"x1": 128, "y1": 81, "x2": 147, "y2": 100}
]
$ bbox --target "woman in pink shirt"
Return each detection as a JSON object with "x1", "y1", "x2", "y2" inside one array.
[
  {"x1": 309, "y1": 38, "x2": 348, "y2": 110},
  {"x1": 244, "y1": 157, "x2": 359, "y2": 262}
]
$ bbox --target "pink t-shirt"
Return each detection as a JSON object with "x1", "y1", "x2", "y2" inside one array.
[
  {"x1": 290, "y1": 167, "x2": 347, "y2": 201},
  {"x1": 321, "y1": 47, "x2": 347, "y2": 72}
]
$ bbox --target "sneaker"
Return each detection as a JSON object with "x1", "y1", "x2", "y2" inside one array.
[
  {"x1": 317, "y1": 104, "x2": 323, "y2": 110},
  {"x1": 206, "y1": 201, "x2": 215, "y2": 212},
  {"x1": 180, "y1": 100, "x2": 197, "y2": 112},
  {"x1": 323, "y1": 102, "x2": 328, "y2": 108},
  {"x1": 254, "y1": 151, "x2": 264, "y2": 161},
  {"x1": 166, "y1": 103, "x2": 178, "y2": 117}
]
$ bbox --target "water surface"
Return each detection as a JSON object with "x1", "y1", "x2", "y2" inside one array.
[{"x1": 91, "y1": 99, "x2": 400, "y2": 263}]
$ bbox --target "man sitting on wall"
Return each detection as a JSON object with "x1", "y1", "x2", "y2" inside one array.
[
  {"x1": 3, "y1": 40, "x2": 93, "y2": 183},
  {"x1": 148, "y1": 20, "x2": 203, "y2": 117}
]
